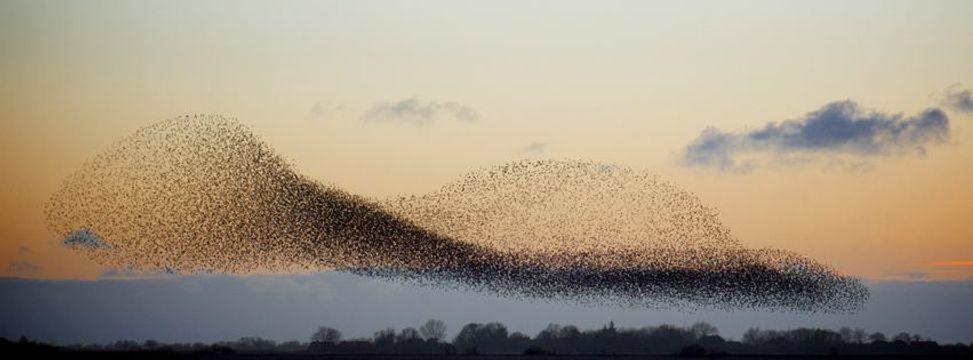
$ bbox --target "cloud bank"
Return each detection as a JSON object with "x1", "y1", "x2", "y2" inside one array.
[
  {"x1": 362, "y1": 98, "x2": 479, "y2": 125},
  {"x1": 682, "y1": 101, "x2": 950, "y2": 171}
]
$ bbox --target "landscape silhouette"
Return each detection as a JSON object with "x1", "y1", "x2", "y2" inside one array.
[{"x1": 5, "y1": 319, "x2": 971, "y2": 358}]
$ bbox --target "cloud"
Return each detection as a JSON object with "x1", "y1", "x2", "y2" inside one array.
[
  {"x1": 362, "y1": 97, "x2": 479, "y2": 125},
  {"x1": 6, "y1": 261, "x2": 41, "y2": 276},
  {"x1": 682, "y1": 101, "x2": 950, "y2": 171},
  {"x1": 942, "y1": 86, "x2": 973, "y2": 113},
  {"x1": 522, "y1": 142, "x2": 547, "y2": 155}
]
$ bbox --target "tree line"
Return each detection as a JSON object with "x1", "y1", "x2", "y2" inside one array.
[{"x1": 3, "y1": 320, "x2": 972, "y2": 357}]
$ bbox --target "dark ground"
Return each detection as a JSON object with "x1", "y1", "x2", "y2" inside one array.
[{"x1": 4, "y1": 351, "x2": 973, "y2": 360}]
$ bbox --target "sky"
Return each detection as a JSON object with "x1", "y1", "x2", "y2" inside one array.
[
  {"x1": 1, "y1": 0, "x2": 972, "y2": 344},
  {"x1": 2, "y1": 273, "x2": 972, "y2": 345}
]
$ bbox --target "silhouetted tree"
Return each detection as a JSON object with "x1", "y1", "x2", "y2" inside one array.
[
  {"x1": 310, "y1": 326, "x2": 342, "y2": 343},
  {"x1": 111, "y1": 340, "x2": 140, "y2": 351},
  {"x1": 893, "y1": 332, "x2": 914, "y2": 343},
  {"x1": 868, "y1": 332, "x2": 888, "y2": 343},
  {"x1": 398, "y1": 327, "x2": 421, "y2": 342},
  {"x1": 220, "y1": 337, "x2": 276, "y2": 352},
  {"x1": 454, "y1": 322, "x2": 512, "y2": 354},
  {"x1": 374, "y1": 327, "x2": 396, "y2": 348},
  {"x1": 742, "y1": 328, "x2": 763, "y2": 345},
  {"x1": 838, "y1": 327, "x2": 867, "y2": 344},
  {"x1": 509, "y1": 331, "x2": 531, "y2": 351},
  {"x1": 691, "y1": 322, "x2": 718, "y2": 338},
  {"x1": 276, "y1": 340, "x2": 304, "y2": 352},
  {"x1": 143, "y1": 339, "x2": 159, "y2": 349},
  {"x1": 419, "y1": 319, "x2": 447, "y2": 341},
  {"x1": 839, "y1": 327, "x2": 855, "y2": 343},
  {"x1": 5, "y1": 321, "x2": 970, "y2": 357}
]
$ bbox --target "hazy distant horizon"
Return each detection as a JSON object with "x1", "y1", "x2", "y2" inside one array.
[{"x1": 2, "y1": 272, "x2": 970, "y2": 345}]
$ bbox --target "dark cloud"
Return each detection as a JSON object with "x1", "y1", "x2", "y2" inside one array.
[
  {"x1": 942, "y1": 87, "x2": 973, "y2": 113},
  {"x1": 682, "y1": 101, "x2": 950, "y2": 171},
  {"x1": 362, "y1": 98, "x2": 479, "y2": 125}
]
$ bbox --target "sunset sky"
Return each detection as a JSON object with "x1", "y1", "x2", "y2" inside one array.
[
  {"x1": 2, "y1": 1, "x2": 972, "y2": 282},
  {"x1": 3, "y1": 0, "x2": 973, "y2": 346}
]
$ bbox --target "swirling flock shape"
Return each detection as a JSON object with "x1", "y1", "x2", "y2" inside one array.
[{"x1": 46, "y1": 115, "x2": 867, "y2": 312}]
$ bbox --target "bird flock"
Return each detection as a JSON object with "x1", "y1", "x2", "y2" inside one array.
[{"x1": 46, "y1": 115, "x2": 868, "y2": 312}]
